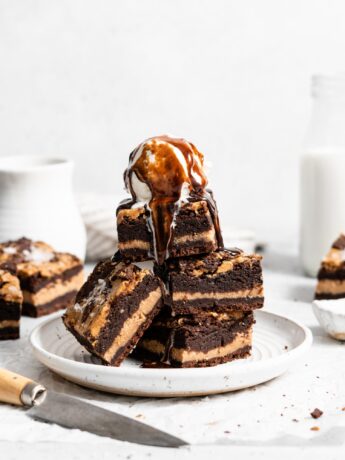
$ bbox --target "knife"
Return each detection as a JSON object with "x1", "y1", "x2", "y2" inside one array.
[{"x1": 0, "y1": 368, "x2": 187, "y2": 448}]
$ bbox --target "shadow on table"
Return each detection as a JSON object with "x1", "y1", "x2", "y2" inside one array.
[{"x1": 35, "y1": 364, "x2": 269, "y2": 409}]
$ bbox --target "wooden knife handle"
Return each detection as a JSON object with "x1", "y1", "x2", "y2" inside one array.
[{"x1": 0, "y1": 368, "x2": 46, "y2": 406}]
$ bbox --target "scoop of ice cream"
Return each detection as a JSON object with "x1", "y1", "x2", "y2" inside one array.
[
  {"x1": 124, "y1": 135, "x2": 207, "y2": 203},
  {"x1": 123, "y1": 135, "x2": 214, "y2": 264}
]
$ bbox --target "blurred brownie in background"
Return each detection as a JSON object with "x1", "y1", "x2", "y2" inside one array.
[
  {"x1": 0, "y1": 237, "x2": 84, "y2": 317},
  {"x1": 316, "y1": 234, "x2": 345, "y2": 299},
  {"x1": 0, "y1": 268, "x2": 23, "y2": 339}
]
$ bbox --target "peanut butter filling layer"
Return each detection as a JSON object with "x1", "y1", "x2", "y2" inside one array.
[
  {"x1": 316, "y1": 279, "x2": 345, "y2": 295},
  {"x1": 118, "y1": 229, "x2": 216, "y2": 252},
  {"x1": 23, "y1": 271, "x2": 84, "y2": 306},
  {"x1": 0, "y1": 269, "x2": 23, "y2": 304},
  {"x1": 173, "y1": 286, "x2": 264, "y2": 301},
  {"x1": 117, "y1": 207, "x2": 146, "y2": 224},
  {"x1": 322, "y1": 247, "x2": 345, "y2": 266},
  {"x1": 173, "y1": 228, "x2": 216, "y2": 244},
  {"x1": 0, "y1": 320, "x2": 19, "y2": 329},
  {"x1": 103, "y1": 287, "x2": 162, "y2": 362},
  {"x1": 140, "y1": 328, "x2": 252, "y2": 363},
  {"x1": 66, "y1": 269, "x2": 149, "y2": 338},
  {"x1": 118, "y1": 240, "x2": 150, "y2": 251}
]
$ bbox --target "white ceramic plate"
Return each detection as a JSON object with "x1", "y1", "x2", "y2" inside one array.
[{"x1": 30, "y1": 310, "x2": 312, "y2": 397}]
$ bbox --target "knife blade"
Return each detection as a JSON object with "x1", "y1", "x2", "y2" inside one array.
[
  {"x1": 0, "y1": 368, "x2": 187, "y2": 448},
  {"x1": 28, "y1": 391, "x2": 187, "y2": 448}
]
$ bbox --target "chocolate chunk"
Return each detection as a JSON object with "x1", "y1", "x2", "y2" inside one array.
[
  {"x1": 332, "y1": 234, "x2": 345, "y2": 250},
  {"x1": 311, "y1": 408, "x2": 323, "y2": 419}
]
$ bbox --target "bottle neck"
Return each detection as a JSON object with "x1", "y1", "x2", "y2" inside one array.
[{"x1": 306, "y1": 75, "x2": 345, "y2": 151}]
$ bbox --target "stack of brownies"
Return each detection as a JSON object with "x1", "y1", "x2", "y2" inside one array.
[
  {"x1": 0, "y1": 237, "x2": 84, "y2": 339},
  {"x1": 64, "y1": 135, "x2": 264, "y2": 367}
]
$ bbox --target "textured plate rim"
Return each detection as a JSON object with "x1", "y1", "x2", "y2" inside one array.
[{"x1": 30, "y1": 310, "x2": 313, "y2": 378}]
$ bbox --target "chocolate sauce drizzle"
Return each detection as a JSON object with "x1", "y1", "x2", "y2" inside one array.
[{"x1": 123, "y1": 135, "x2": 223, "y2": 265}]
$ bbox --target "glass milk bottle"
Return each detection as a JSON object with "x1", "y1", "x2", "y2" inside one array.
[{"x1": 300, "y1": 75, "x2": 345, "y2": 276}]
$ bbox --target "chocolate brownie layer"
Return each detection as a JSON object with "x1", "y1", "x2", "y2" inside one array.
[
  {"x1": 171, "y1": 296, "x2": 264, "y2": 313},
  {"x1": 136, "y1": 344, "x2": 251, "y2": 368},
  {"x1": 20, "y1": 264, "x2": 83, "y2": 293},
  {"x1": 315, "y1": 292, "x2": 345, "y2": 300},
  {"x1": 158, "y1": 249, "x2": 264, "y2": 314},
  {"x1": 117, "y1": 200, "x2": 219, "y2": 262},
  {"x1": 23, "y1": 290, "x2": 78, "y2": 317},
  {"x1": 136, "y1": 311, "x2": 254, "y2": 368},
  {"x1": 0, "y1": 326, "x2": 20, "y2": 340},
  {"x1": 21, "y1": 270, "x2": 84, "y2": 316},
  {"x1": 318, "y1": 267, "x2": 345, "y2": 281},
  {"x1": 0, "y1": 238, "x2": 84, "y2": 316},
  {"x1": 0, "y1": 300, "x2": 22, "y2": 320},
  {"x1": 0, "y1": 269, "x2": 22, "y2": 340},
  {"x1": 332, "y1": 234, "x2": 345, "y2": 250},
  {"x1": 316, "y1": 234, "x2": 345, "y2": 300},
  {"x1": 63, "y1": 258, "x2": 164, "y2": 366}
]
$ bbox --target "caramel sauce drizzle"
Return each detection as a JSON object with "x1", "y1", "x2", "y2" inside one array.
[{"x1": 124, "y1": 135, "x2": 223, "y2": 264}]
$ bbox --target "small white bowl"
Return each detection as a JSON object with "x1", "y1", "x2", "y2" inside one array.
[{"x1": 312, "y1": 299, "x2": 345, "y2": 341}]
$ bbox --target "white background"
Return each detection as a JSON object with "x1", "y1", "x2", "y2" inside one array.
[{"x1": 1, "y1": 0, "x2": 345, "y2": 241}]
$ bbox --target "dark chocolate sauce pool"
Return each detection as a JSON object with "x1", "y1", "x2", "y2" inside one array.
[{"x1": 124, "y1": 135, "x2": 223, "y2": 264}]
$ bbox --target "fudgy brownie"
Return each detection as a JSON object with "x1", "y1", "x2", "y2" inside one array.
[
  {"x1": 63, "y1": 258, "x2": 164, "y2": 366},
  {"x1": 0, "y1": 238, "x2": 84, "y2": 317},
  {"x1": 157, "y1": 248, "x2": 264, "y2": 315},
  {"x1": 316, "y1": 234, "x2": 345, "y2": 299},
  {"x1": 135, "y1": 311, "x2": 254, "y2": 368},
  {"x1": 0, "y1": 269, "x2": 23, "y2": 340},
  {"x1": 117, "y1": 199, "x2": 220, "y2": 262}
]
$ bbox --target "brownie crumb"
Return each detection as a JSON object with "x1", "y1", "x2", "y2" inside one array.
[
  {"x1": 311, "y1": 408, "x2": 323, "y2": 419},
  {"x1": 292, "y1": 419, "x2": 299, "y2": 423},
  {"x1": 310, "y1": 426, "x2": 320, "y2": 431}
]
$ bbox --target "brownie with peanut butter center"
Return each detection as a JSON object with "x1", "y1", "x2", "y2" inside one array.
[
  {"x1": 135, "y1": 310, "x2": 254, "y2": 368},
  {"x1": 156, "y1": 248, "x2": 264, "y2": 315},
  {"x1": 316, "y1": 234, "x2": 345, "y2": 299},
  {"x1": 63, "y1": 257, "x2": 164, "y2": 366},
  {"x1": 0, "y1": 269, "x2": 23, "y2": 340},
  {"x1": 116, "y1": 199, "x2": 219, "y2": 262},
  {"x1": 0, "y1": 237, "x2": 84, "y2": 317}
]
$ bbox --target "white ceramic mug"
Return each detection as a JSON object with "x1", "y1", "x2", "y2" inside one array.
[{"x1": 0, "y1": 155, "x2": 86, "y2": 260}]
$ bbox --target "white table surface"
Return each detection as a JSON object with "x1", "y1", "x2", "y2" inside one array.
[{"x1": 1, "y1": 243, "x2": 345, "y2": 460}]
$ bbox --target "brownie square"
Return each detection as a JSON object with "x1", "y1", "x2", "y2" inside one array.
[
  {"x1": 157, "y1": 248, "x2": 264, "y2": 315},
  {"x1": 316, "y1": 233, "x2": 345, "y2": 299},
  {"x1": 0, "y1": 269, "x2": 23, "y2": 340},
  {"x1": 0, "y1": 238, "x2": 84, "y2": 317},
  {"x1": 63, "y1": 258, "x2": 164, "y2": 366},
  {"x1": 116, "y1": 199, "x2": 219, "y2": 261},
  {"x1": 135, "y1": 310, "x2": 254, "y2": 368}
]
